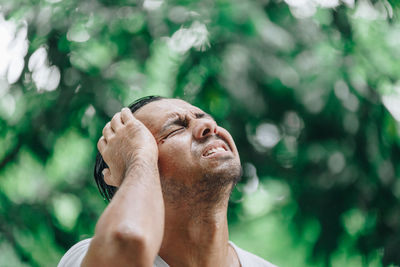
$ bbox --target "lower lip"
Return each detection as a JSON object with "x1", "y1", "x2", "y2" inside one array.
[{"x1": 202, "y1": 150, "x2": 230, "y2": 159}]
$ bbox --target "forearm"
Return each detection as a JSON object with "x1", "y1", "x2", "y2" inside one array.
[
  {"x1": 98, "y1": 159, "x2": 164, "y2": 245},
  {"x1": 83, "y1": 160, "x2": 164, "y2": 267}
]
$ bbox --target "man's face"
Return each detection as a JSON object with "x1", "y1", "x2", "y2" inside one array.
[{"x1": 134, "y1": 98, "x2": 241, "y2": 188}]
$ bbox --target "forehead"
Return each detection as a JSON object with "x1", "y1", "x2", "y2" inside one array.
[{"x1": 134, "y1": 98, "x2": 203, "y2": 132}]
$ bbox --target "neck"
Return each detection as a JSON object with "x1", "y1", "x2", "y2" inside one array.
[{"x1": 159, "y1": 188, "x2": 239, "y2": 267}]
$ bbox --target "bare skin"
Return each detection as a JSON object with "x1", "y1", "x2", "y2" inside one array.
[
  {"x1": 82, "y1": 99, "x2": 242, "y2": 267},
  {"x1": 82, "y1": 108, "x2": 164, "y2": 267}
]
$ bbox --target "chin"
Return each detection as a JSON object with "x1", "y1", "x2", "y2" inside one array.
[
  {"x1": 203, "y1": 159, "x2": 242, "y2": 185},
  {"x1": 160, "y1": 160, "x2": 242, "y2": 206},
  {"x1": 194, "y1": 161, "x2": 242, "y2": 205}
]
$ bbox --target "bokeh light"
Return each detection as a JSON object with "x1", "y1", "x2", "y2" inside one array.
[{"x1": 1, "y1": 0, "x2": 400, "y2": 266}]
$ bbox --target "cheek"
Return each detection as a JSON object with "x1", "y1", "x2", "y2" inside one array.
[
  {"x1": 157, "y1": 136, "x2": 194, "y2": 178},
  {"x1": 218, "y1": 127, "x2": 239, "y2": 156}
]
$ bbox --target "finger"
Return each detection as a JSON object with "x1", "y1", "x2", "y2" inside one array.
[
  {"x1": 110, "y1": 112, "x2": 123, "y2": 132},
  {"x1": 102, "y1": 168, "x2": 110, "y2": 178},
  {"x1": 97, "y1": 136, "x2": 107, "y2": 152},
  {"x1": 102, "y1": 168, "x2": 113, "y2": 185},
  {"x1": 102, "y1": 122, "x2": 114, "y2": 140},
  {"x1": 103, "y1": 168, "x2": 119, "y2": 187},
  {"x1": 121, "y1": 107, "x2": 134, "y2": 124}
]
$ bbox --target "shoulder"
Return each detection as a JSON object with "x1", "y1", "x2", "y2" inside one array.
[
  {"x1": 58, "y1": 238, "x2": 92, "y2": 267},
  {"x1": 58, "y1": 238, "x2": 169, "y2": 267},
  {"x1": 229, "y1": 241, "x2": 278, "y2": 267}
]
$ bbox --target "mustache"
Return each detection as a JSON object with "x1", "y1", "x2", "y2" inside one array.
[
  {"x1": 197, "y1": 134, "x2": 225, "y2": 145},
  {"x1": 196, "y1": 134, "x2": 232, "y2": 153}
]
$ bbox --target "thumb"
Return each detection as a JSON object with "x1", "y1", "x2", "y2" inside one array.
[{"x1": 102, "y1": 168, "x2": 118, "y2": 187}]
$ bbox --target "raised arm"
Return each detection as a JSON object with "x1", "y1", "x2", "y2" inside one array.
[{"x1": 82, "y1": 108, "x2": 165, "y2": 267}]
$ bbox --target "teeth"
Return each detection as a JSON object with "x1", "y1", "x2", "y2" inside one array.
[{"x1": 204, "y1": 147, "x2": 226, "y2": 156}]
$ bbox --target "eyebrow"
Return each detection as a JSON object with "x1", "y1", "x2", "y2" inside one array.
[
  {"x1": 160, "y1": 112, "x2": 214, "y2": 134},
  {"x1": 195, "y1": 112, "x2": 214, "y2": 120}
]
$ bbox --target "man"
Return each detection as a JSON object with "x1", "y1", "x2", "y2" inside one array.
[{"x1": 58, "y1": 96, "x2": 276, "y2": 267}]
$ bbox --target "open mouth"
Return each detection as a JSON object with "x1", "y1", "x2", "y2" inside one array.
[{"x1": 202, "y1": 141, "x2": 229, "y2": 157}]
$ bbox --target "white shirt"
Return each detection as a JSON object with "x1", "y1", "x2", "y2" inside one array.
[{"x1": 58, "y1": 238, "x2": 277, "y2": 267}]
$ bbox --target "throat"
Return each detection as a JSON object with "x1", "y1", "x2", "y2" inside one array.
[
  {"x1": 159, "y1": 214, "x2": 235, "y2": 267},
  {"x1": 158, "y1": 194, "x2": 235, "y2": 267}
]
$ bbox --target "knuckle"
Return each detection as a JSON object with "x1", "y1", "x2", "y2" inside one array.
[
  {"x1": 103, "y1": 123, "x2": 111, "y2": 131},
  {"x1": 112, "y1": 113, "x2": 120, "y2": 120},
  {"x1": 125, "y1": 119, "x2": 135, "y2": 127},
  {"x1": 97, "y1": 140, "x2": 103, "y2": 151},
  {"x1": 124, "y1": 109, "x2": 134, "y2": 118}
]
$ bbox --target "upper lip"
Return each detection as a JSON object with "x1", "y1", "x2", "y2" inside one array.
[{"x1": 202, "y1": 140, "x2": 229, "y2": 157}]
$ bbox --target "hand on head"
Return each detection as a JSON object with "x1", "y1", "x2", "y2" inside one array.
[{"x1": 97, "y1": 107, "x2": 158, "y2": 187}]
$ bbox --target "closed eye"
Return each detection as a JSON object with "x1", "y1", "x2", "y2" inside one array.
[
  {"x1": 165, "y1": 127, "x2": 185, "y2": 138},
  {"x1": 161, "y1": 115, "x2": 189, "y2": 140}
]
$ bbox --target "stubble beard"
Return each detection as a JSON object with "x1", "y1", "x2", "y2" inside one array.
[{"x1": 160, "y1": 161, "x2": 242, "y2": 213}]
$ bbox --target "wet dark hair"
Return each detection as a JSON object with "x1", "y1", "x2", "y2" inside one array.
[{"x1": 94, "y1": 95, "x2": 164, "y2": 202}]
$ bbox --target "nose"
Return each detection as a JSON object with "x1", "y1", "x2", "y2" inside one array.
[{"x1": 193, "y1": 118, "x2": 217, "y2": 139}]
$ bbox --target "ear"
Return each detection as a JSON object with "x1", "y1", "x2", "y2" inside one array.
[{"x1": 102, "y1": 168, "x2": 119, "y2": 187}]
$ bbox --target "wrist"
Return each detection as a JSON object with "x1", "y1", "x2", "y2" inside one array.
[{"x1": 125, "y1": 156, "x2": 158, "y2": 178}]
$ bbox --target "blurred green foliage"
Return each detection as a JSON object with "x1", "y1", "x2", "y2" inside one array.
[{"x1": 1, "y1": 0, "x2": 400, "y2": 266}]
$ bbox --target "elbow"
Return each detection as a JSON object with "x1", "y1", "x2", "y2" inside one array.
[
  {"x1": 110, "y1": 225, "x2": 154, "y2": 264},
  {"x1": 82, "y1": 229, "x2": 152, "y2": 267},
  {"x1": 111, "y1": 225, "x2": 147, "y2": 248}
]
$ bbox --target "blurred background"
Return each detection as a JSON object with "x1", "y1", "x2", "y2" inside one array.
[{"x1": 0, "y1": 0, "x2": 400, "y2": 266}]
